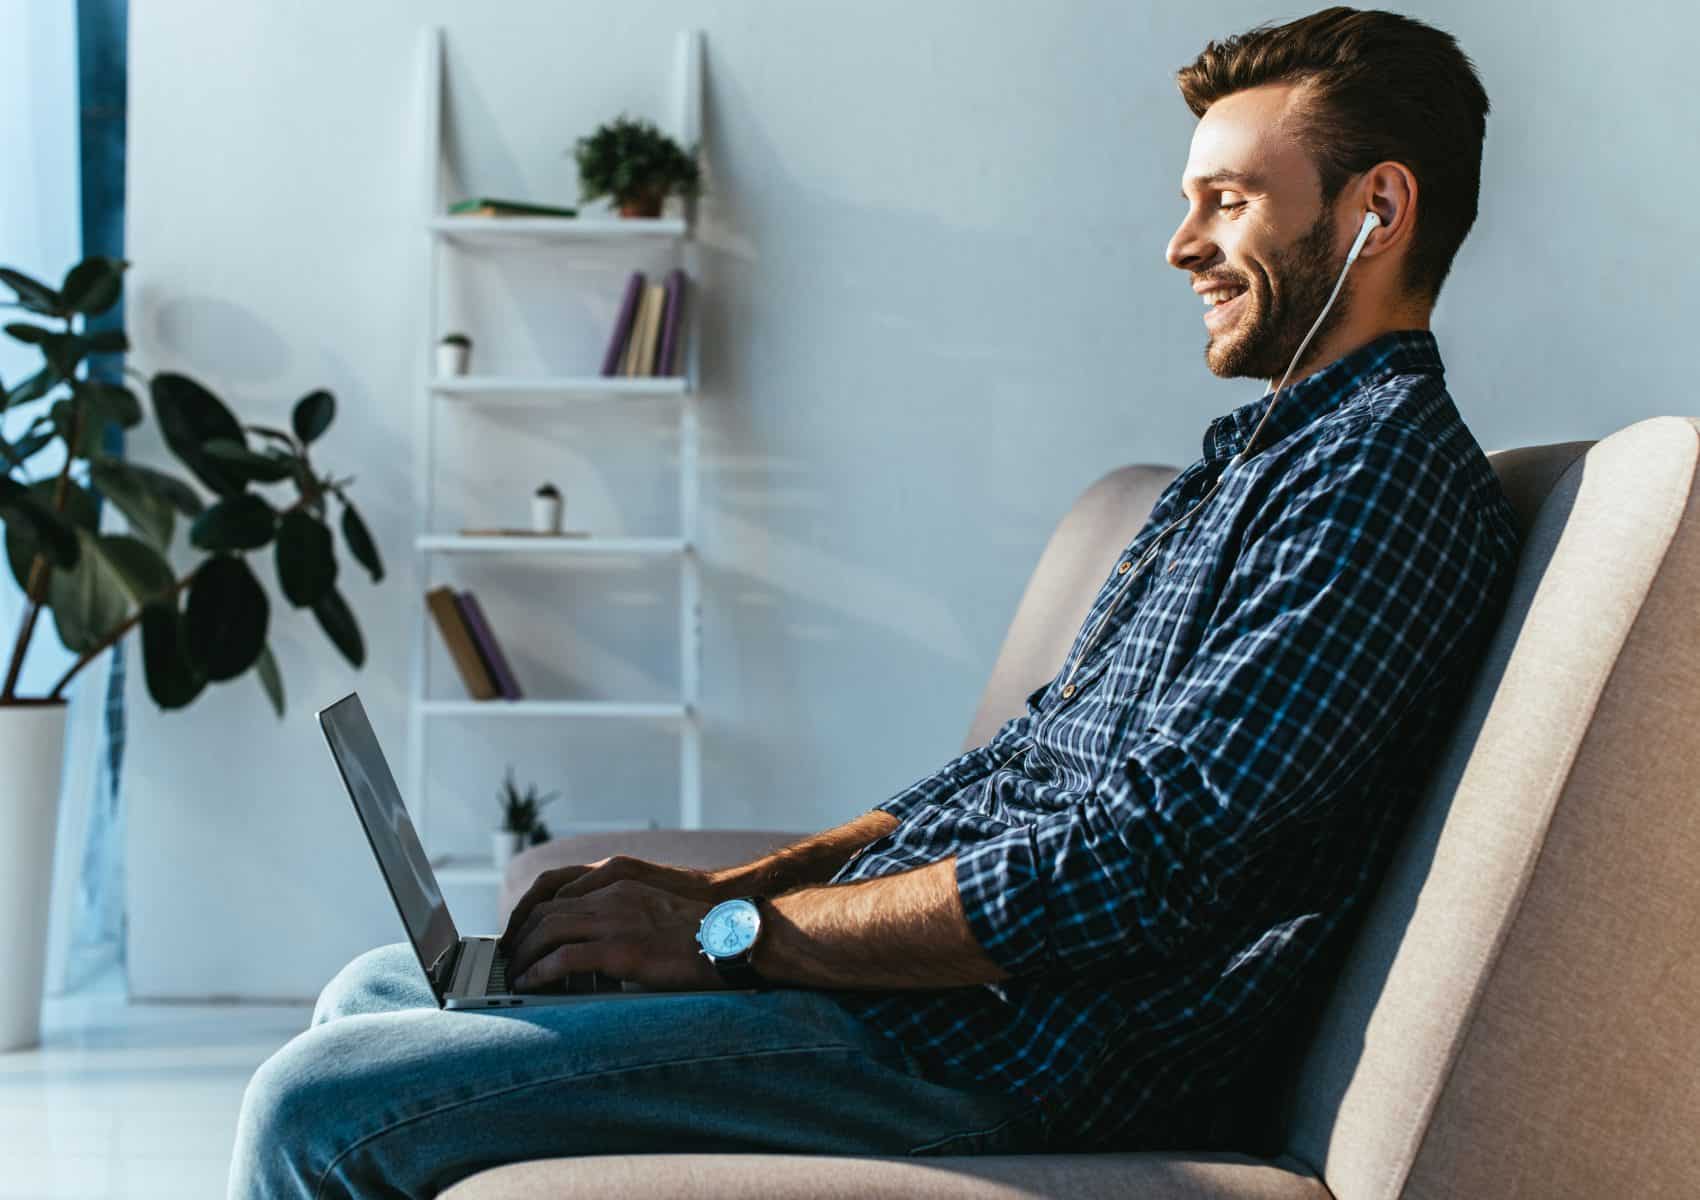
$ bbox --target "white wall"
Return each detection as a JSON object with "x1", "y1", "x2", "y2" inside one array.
[{"x1": 123, "y1": 0, "x2": 1698, "y2": 999}]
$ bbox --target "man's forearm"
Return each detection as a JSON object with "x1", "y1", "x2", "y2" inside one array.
[
  {"x1": 709, "y1": 810, "x2": 898, "y2": 901},
  {"x1": 750, "y1": 856, "x2": 1009, "y2": 989}
]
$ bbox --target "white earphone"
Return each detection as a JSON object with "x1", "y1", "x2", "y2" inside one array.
[{"x1": 1231, "y1": 210, "x2": 1382, "y2": 466}]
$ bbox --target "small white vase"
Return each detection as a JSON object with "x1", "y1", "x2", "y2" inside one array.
[
  {"x1": 531, "y1": 493, "x2": 563, "y2": 534},
  {"x1": 0, "y1": 700, "x2": 69, "y2": 1052},
  {"x1": 437, "y1": 341, "x2": 470, "y2": 377},
  {"x1": 491, "y1": 830, "x2": 526, "y2": 871}
]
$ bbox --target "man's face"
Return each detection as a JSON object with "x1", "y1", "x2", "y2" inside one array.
[{"x1": 1166, "y1": 82, "x2": 1355, "y2": 384}]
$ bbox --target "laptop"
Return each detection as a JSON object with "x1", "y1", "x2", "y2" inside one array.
[{"x1": 317, "y1": 691, "x2": 747, "y2": 1009}]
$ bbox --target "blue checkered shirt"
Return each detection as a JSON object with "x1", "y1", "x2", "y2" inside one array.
[{"x1": 824, "y1": 329, "x2": 1522, "y2": 1150}]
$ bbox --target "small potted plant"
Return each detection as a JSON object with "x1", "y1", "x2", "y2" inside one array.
[
  {"x1": 493, "y1": 765, "x2": 560, "y2": 868},
  {"x1": 531, "y1": 482, "x2": 563, "y2": 534},
  {"x1": 437, "y1": 332, "x2": 472, "y2": 377},
  {"x1": 572, "y1": 114, "x2": 702, "y2": 218}
]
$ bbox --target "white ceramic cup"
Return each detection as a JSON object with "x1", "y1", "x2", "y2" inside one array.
[
  {"x1": 531, "y1": 492, "x2": 563, "y2": 534},
  {"x1": 437, "y1": 341, "x2": 470, "y2": 377}
]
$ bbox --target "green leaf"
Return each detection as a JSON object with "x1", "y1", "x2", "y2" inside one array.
[
  {"x1": 5, "y1": 366, "x2": 60, "y2": 408},
  {"x1": 4, "y1": 322, "x2": 53, "y2": 344},
  {"x1": 291, "y1": 389, "x2": 334, "y2": 444},
  {"x1": 189, "y1": 492, "x2": 277, "y2": 551},
  {"x1": 72, "y1": 379, "x2": 142, "y2": 430},
  {"x1": 0, "y1": 266, "x2": 65, "y2": 317},
  {"x1": 140, "y1": 598, "x2": 206, "y2": 709},
  {"x1": 59, "y1": 257, "x2": 127, "y2": 317},
  {"x1": 311, "y1": 585, "x2": 364, "y2": 668},
  {"x1": 0, "y1": 476, "x2": 83, "y2": 578},
  {"x1": 151, "y1": 372, "x2": 250, "y2": 497},
  {"x1": 96, "y1": 535, "x2": 177, "y2": 606},
  {"x1": 203, "y1": 437, "x2": 296, "y2": 483},
  {"x1": 91, "y1": 456, "x2": 205, "y2": 517},
  {"x1": 50, "y1": 399, "x2": 104, "y2": 458},
  {"x1": 47, "y1": 528, "x2": 134, "y2": 655},
  {"x1": 88, "y1": 457, "x2": 176, "y2": 550},
  {"x1": 255, "y1": 642, "x2": 286, "y2": 718},
  {"x1": 185, "y1": 553, "x2": 268, "y2": 681},
  {"x1": 339, "y1": 498, "x2": 383, "y2": 583},
  {"x1": 275, "y1": 510, "x2": 336, "y2": 607}
]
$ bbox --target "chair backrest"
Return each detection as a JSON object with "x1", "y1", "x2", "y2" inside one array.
[{"x1": 966, "y1": 419, "x2": 1700, "y2": 1198}]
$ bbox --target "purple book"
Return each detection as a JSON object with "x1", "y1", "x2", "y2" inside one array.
[
  {"x1": 656, "y1": 268, "x2": 686, "y2": 376},
  {"x1": 454, "y1": 590, "x2": 524, "y2": 700},
  {"x1": 600, "y1": 270, "x2": 646, "y2": 377}
]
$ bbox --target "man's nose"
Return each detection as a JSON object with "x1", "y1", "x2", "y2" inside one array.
[{"x1": 1166, "y1": 217, "x2": 1215, "y2": 274}]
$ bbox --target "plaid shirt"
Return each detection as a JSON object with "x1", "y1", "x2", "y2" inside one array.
[{"x1": 825, "y1": 329, "x2": 1522, "y2": 1150}]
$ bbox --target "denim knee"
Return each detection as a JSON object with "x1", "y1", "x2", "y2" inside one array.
[
  {"x1": 311, "y1": 941, "x2": 422, "y2": 1025},
  {"x1": 229, "y1": 1025, "x2": 347, "y2": 1200}
]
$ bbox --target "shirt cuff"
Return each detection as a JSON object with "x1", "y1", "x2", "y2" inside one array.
[{"x1": 953, "y1": 822, "x2": 1050, "y2": 977}]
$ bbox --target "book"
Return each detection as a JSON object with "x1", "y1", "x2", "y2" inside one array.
[
  {"x1": 618, "y1": 286, "x2": 651, "y2": 376},
  {"x1": 633, "y1": 282, "x2": 667, "y2": 377},
  {"x1": 600, "y1": 271, "x2": 646, "y2": 377},
  {"x1": 622, "y1": 285, "x2": 659, "y2": 376},
  {"x1": 447, "y1": 197, "x2": 579, "y2": 218},
  {"x1": 454, "y1": 590, "x2": 524, "y2": 701},
  {"x1": 657, "y1": 268, "x2": 686, "y2": 376},
  {"x1": 425, "y1": 585, "x2": 498, "y2": 700}
]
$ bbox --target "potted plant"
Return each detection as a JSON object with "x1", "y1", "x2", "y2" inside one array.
[
  {"x1": 571, "y1": 114, "x2": 702, "y2": 218},
  {"x1": 436, "y1": 331, "x2": 471, "y2": 377},
  {"x1": 0, "y1": 255, "x2": 386, "y2": 1050},
  {"x1": 494, "y1": 765, "x2": 559, "y2": 868},
  {"x1": 530, "y1": 481, "x2": 562, "y2": 534}
]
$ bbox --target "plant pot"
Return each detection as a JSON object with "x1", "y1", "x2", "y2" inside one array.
[
  {"x1": 437, "y1": 341, "x2": 471, "y2": 377},
  {"x1": 531, "y1": 492, "x2": 563, "y2": 534},
  {"x1": 491, "y1": 830, "x2": 527, "y2": 871},
  {"x1": 617, "y1": 189, "x2": 666, "y2": 219},
  {"x1": 0, "y1": 699, "x2": 69, "y2": 1052}
]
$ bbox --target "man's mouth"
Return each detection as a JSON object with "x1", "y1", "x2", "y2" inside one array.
[{"x1": 1203, "y1": 284, "x2": 1249, "y2": 329}]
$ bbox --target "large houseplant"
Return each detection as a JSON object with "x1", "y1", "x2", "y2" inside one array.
[{"x1": 0, "y1": 255, "x2": 385, "y2": 1049}]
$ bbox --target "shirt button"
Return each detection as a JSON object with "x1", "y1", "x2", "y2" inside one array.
[
  {"x1": 1117, "y1": 561, "x2": 1132, "y2": 574},
  {"x1": 1061, "y1": 683, "x2": 1076, "y2": 699}
]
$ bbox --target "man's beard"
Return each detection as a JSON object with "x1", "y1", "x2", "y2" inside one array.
[{"x1": 1203, "y1": 205, "x2": 1355, "y2": 385}]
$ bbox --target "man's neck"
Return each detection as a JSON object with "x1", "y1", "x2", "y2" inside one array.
[{"x1": 1265, "y1": 310, "x2": 1432, "y2": 396}]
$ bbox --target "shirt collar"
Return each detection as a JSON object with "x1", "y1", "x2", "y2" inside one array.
[{"x1": 1201, "y1": 329, "x2": 1444, "y2": 463}]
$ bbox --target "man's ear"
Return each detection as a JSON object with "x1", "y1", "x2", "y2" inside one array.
[{"x1": 1356, "y1": 161, "x2": 1418, "y2": 259}]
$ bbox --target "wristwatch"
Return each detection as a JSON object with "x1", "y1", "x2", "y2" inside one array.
[{"x1": 695, "y1": 896, "x2": 768, "y2": 989}]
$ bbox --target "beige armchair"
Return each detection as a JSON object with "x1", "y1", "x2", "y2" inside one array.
[{"x1": 449, "y1": 417, "x2": 1700, "y2": 1198}]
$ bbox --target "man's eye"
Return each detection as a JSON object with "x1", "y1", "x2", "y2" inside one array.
[{"x1": 1220, "y1": 200, "x2": 1247, "y2": 211}]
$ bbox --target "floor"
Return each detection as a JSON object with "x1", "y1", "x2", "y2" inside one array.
[{"x1": 0, "y1": 962, "x2": 312, "y2": 1199}]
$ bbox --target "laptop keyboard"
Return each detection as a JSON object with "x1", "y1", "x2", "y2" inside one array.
[{"x1": 487, "y1": 947, "x2": 510, "y2": 995}]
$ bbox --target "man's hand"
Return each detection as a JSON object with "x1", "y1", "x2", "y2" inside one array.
[
  {"x1": 499, "y1": 855, "x2": 723, "y2": 955},
  {"x1": 505, "y1": 878, "x2": 724, "y2": 993}
]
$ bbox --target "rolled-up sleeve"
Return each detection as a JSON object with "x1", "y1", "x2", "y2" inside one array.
[{"x1": 954, "y1": 421, "x2": 1503, "y2": 978}]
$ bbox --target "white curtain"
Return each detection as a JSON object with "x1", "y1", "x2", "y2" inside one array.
[{"x1": 0, "y1": 0, "x2": 123, "y2": 997}]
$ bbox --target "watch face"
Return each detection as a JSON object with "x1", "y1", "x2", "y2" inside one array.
[{"x1": 701, "y1": 899, "x2": 760, "y2": 958}]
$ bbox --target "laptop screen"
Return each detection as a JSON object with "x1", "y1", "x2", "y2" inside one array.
[{"x1": 317, "y1": 692, "x2": 459, "y2": 989}]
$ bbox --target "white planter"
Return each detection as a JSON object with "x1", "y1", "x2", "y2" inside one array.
[
  {"x1": 530, "y1": 492, "x2": 563, "y2": 534},
  {"x1": 436, "y1": 341, "x2": 470, "y2": 377},
  {"x1": 491, "y1": 830, "x2": 526, "y2": 871},
  {"x1": 0, "y1": 700, "x2": 69, "y2": 1052}
]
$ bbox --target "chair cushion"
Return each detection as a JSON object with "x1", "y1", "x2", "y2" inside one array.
[{"x1": 440, "y1": 1149, "x2": 1332, "y2": 1200}]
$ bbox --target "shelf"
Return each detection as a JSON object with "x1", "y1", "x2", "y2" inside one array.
[
  {"x1": 429, "y1": 216, "x2": 688, "y2": 245},
  {"x1": 418, "y1": 699, "x2": 694, "y2": 721},
  {"x1": 417, "y1": 534, "x2": 687, "y2": 556},
  {"x1": 431, "y1": 375, "x2": 689, "y2": 400}
]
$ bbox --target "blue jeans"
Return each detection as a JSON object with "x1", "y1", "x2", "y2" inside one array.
[{"x1": 228, "y1": 942, "x2": 1050, "y2": 1198}]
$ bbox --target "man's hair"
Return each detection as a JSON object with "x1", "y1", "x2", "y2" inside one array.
[{"x1": 1176, "y1": 6, "x2": 1490, "y2": 308}]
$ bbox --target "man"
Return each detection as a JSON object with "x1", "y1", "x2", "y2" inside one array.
[{"x1": 232, "y1": 8, "x2": 1519, "y2": 1196}]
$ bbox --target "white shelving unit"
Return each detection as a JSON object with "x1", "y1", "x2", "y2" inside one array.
[{"x1": 406, "y1": 26, "x2": 705, "y2": 886}]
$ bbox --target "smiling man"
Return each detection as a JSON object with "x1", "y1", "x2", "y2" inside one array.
[{"x1": 233, "y1": 9, "x2": 1520, "y2": 1197}]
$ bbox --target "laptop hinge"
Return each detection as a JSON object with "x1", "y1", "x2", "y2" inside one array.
[{"x1": 427, "y1": 941, "x2": 460, "y2": 993}]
